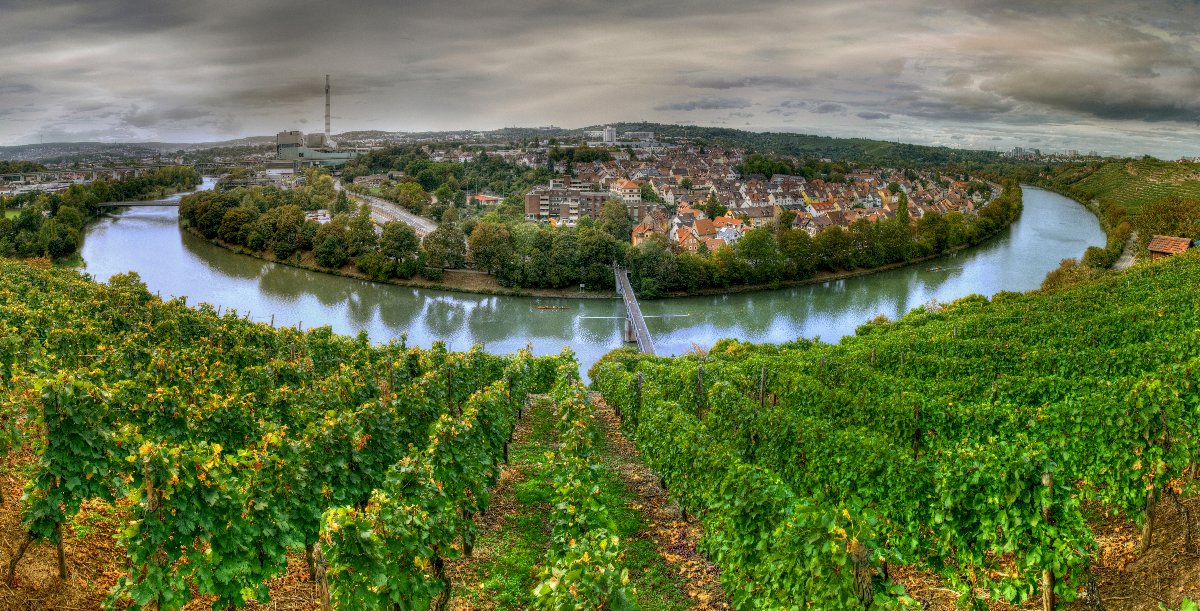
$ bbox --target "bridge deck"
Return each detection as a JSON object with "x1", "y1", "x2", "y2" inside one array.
[
  {"x1": 615, "y1": 266, "x2": 655, "y2": 355},
  {"x1": 94, "y1": 200, "x2": 180, "y2": 207}
]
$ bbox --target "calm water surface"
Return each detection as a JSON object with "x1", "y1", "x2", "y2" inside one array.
[{"x1": 81, "y1": 182, "x2": 1104, "y2": 373}]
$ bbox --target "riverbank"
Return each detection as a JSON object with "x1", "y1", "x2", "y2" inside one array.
[
  {"x1": 183, "y1": 226, "x2": 620, "y2": 299},
  {"x1": 82, "y1": 187, "x2": 1101, "y2": 371},
  {"x1": 183, "y1": 186, "x2": 1022, "y2": 301},
  {"x1": 186, "y1": 224, "x2": 1013, "y2": 302}
]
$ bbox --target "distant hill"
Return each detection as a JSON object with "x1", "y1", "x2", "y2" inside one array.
[
  {"x1": 1, "y1": 122, "x2": 1011, "y2": 167},
  {"x1": 592, "y1": 122, "x2": 1006, "y2": 167},
  {"x1": 0, "y1": 137, "x2": 275, "y2": 163}
]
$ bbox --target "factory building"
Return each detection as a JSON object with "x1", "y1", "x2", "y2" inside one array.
[{"x1": 275, "y1": 76, "x2": 367, "y2": 169}]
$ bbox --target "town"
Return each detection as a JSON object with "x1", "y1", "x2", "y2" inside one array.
[{"x1": 514, "y1": 135, "x2": 996, "y2": 252}]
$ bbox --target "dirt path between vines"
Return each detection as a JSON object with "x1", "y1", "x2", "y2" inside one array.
[{"x1": 589, "y1": 392, "x2": 729, "y2": 610}]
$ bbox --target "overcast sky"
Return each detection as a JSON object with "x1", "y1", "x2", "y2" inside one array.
[{"x1": 2, "y1": 0, "x2": 1198, "y2": 157}]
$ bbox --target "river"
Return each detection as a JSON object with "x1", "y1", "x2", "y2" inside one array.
[{"x1": 80, "y1": 182, "x2": 1104, "y2": 374}]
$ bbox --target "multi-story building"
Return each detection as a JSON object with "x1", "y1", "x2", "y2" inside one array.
[
  {"x1": 610, "y1": 179, "x2": 642, "y2": 204},
  {"x1": 524, "y1": 185, "x2": 611, "y2": 224}
]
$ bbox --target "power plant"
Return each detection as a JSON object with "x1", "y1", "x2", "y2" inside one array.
[{"x1": 275, "y1": 75, "x2": 366, "y2": 168}]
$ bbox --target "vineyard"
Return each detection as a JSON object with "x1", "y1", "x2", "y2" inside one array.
[
  {"x1": 0, "y1": 258, "x2": 581, "y2": 609},
  {"x1": 594, "y1": 249, "x2": 1200, "y2": 609},
  {"x1": 1044, "y1": 159, "x2": 1200, "y2": 216},
  {"x1": 4, "y1": 225, "x2": 1200, "y2": 608}
]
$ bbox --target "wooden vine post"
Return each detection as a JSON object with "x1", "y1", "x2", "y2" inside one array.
[
  {"x1": 54, "y1": 523, "x2": 67, "y2": 579},
  {"x1": 313, "y1": 543, "x2": 331, "y2": 611}
]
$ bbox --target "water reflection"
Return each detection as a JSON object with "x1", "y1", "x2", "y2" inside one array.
[{"x1": 81, "y1": 185, "x2": 1102, "y2": 374}]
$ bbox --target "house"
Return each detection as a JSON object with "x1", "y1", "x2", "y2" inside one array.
[
  {"x1": 467, "y1": 194, "x2": 503, "y2": 207},
  {"x1": 611, "y1": 179, "x2": 642, "y2": 204},
  {"x1": 632, "y1": 223, "x2": 657, "y2": 247},
  {"x1": 741, "y1": 206, "x2": 776, "y2": 227},
  {"x1": 1147, "y1": 235, "x2": 1192, "y2": 260},
  {"x1": 673, "y1": 226, "x2": 700, "y2": 253}
]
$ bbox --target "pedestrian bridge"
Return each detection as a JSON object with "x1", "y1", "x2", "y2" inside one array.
[
  {"x1": 94, "y1": 200, "x2": 180, "y2": 207},
  {"x1": 614, "y1": 266, "x2": 655, "y2": 355}
]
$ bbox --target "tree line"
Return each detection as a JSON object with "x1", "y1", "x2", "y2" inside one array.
[
  {"x1": 465, "y1": 181, "x2": 1022, "y2": 298},
  {"x1": 184, "y1": 180, "x2": 1020, "y2": 298},
  {"x1": 628, "y1": 181, "x2": 1019, "y2": 297},
  {"x1": 179, "y1": 186, "x2": 443, "y2": 282},
  {"x1": 0, "y1": 166, "x2": 199, "y2": 260}
]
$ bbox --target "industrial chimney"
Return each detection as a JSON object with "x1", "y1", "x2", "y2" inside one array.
[{"x1": 324, "y1": 74, "x2": 331, "y2": 144}]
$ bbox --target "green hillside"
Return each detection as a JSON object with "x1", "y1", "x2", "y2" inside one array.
[
  {"x1": 594, "y1": 249, "x2": 1200, "y2": 609},
  {"x1": 1044, "y1": 159, "x2": 1200, "y2": 216}
]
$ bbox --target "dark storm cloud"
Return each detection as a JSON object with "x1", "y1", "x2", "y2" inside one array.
[
  {"x1": 0, "y1": 0, "x2": 1197, "y2": 156},
  {"x1": 656, "y1": 98, "x2": 753, "y2": 112},
  {"x1": 983, "y1": 69, "x2": 1200, "y2": 123}
]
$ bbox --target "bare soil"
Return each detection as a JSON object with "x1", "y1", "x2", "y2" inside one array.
[
  {"x1": 1, "y1": 432, "x2": 1196, "y2": 609},
  {"x1": 590, "y1": 393, "x2": 729, "y2": 609}
]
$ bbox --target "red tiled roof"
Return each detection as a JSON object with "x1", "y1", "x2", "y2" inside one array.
[{"x1": 1148, "y1": 235, "x2": 1192, "y2": 255}]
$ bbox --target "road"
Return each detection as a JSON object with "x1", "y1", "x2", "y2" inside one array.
[{"x1": 336, "y1": 180, "x2": 438, "y2": 237}]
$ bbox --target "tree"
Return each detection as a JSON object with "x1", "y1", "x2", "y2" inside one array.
[
  {"x1": 576, "y1": 226, "x2": 623, "y2": 289},
  {"x1": 598, "y1": 200, "x2": 632, "y2": 242},
  {"x1": 547, "y1": 229, "x2": 580, "y2": 288},
  {"x1": 346, "y1": 206, "x2": 378, "y2": 257},
  {"x1": 434, "y1": 184, "x2": 455, "y2": 209},
  {"x1": 332, "y1": 190, "x2": 351, "y2": 214},
  {"x1": 627, "y1": 240, "x2": 677, "y2": 297},
  {"x1": 219, "y1": 208, "x2": 258, "y2": 245},
  {"x1": 679, "y1": 177, "x2": 693, "y2": 191},
  {"x1": 778, "y1": 228, "x2": 816, "y2": 279},
  {"x1": 354, "y1": 250, "x2": 393, "y2": 281},
  {"x1": 916, "y1": 212, "x2": 949, "y2": 255},
  {"x1": 640, "y1": 184, "x2": 664, "y2": 204},
  {"x1": 423, "y1": 224, "x2": 466, "y2": 269},
  {"x1": 814, "y1": 226, "x2": 852, "y2": 270},
  {"x1": 702, "y1": 193, "x2": 727, "y2": 220},
  {"x1": 40, "y1": 218, "x2": 79, "y2": 259},
  {"x1": 875, "y1": 217, "x2": 913, "y2": 264},
  {"x1": 268, "y1": 205, "x2": 306, "y2": 260},
  {"x1": 380, "y1": 222, "x2": 419, "y2": 262},
  {"x1": 314, "y1": 223, "x2": 350, "y2": 268},
  {"x1": 467, "y1": 221, "x2": 514, "y2": 275},
  {"x1": 393, "y1": 182, "x2": 430, "y2": 214},
  {"x1": 309, "y1": 174, "x2": 336, "y2": 208},
  {"x1": 776, "y1": 209, "x2": 797, "y2": 236},
  {"x1": 736, "y1": 227, "x2": 781, "y2": 284}
]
